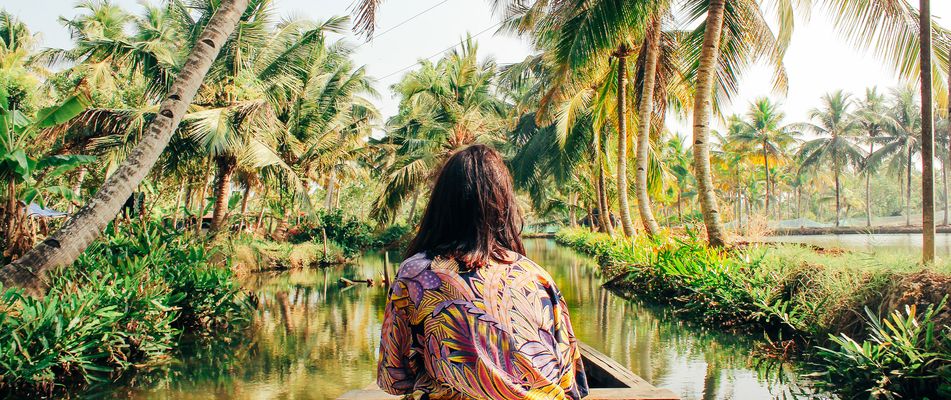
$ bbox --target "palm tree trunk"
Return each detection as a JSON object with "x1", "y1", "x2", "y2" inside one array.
[
  {"x1": 211, "y1": 155, "x2": 237, "y2": 232},
  {"x1": 615, "y1": 45, "x2": 636, "y2": 237},
  {"x1": 195, "y1": 162, "x2": 213, "y2": 235},
  {"x1": 597, "y1": 157, "x2": 615, "y2": 237},
  {"x1": 906, "y1": 145, "x2": 912, "y2": 226},
  {"x1": 238, "y1": 184, "x2": 251, "y2": 232},
  {"x1": 172, "y1": 184, "x2": 185, "y2": 230},
  {"x1": 947, "y1": 61, "x2": 951, "y2": 226},
  {"x1": 0, "y1": 0, "x2": 248, "y2": 293},
  {"x1": 834, "y1": 156, "x2": 841, "y2": 227},
  {"x1": 763, "y1": 142, "x2": 771, "y2": 215},
  {"x1": 943, "y1": 159, "x2": 948, "y2": 225},
  {"x1": 691, "y1": 0, "x2": 727, "y2": 247},
  {"x1": 677, "y1": 190, "x2": 683, "y2": 223},
  {"x1": 255, "y1": 186, "x2": 269, "y2": 232},
  {"x1": 920, "y1": 0, "x2": 935, "y2": 262},
  {"x1": 324, "y1": 168, "x2": 337, "y2": 210},
  {"x1": 634, "y1": 18, "x2": 662, "y2": 236},
  {"x1": 69, "y1": 167, "x2": 87, "y2": 214},
  {"x1": 866, "y1": 142, "x2": 873, "y2": 227},
  {"x1": 569, "y1": 191, "x2": 578, "y2": 228},
  {"x1": 865, "y1": 171, "x2": 872, "y2": 227}
]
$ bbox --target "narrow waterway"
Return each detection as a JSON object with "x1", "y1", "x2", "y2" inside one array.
[
  {"x1": 766, "y1": 232, "x2": 951, "y2": 257},
  {"x1": 96, "y1": 239, "x2": 825, "y2": 399}
]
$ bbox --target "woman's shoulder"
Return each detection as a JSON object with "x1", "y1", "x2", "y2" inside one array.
[{"x1": 396, "y1": 252, "x2": 433, "y2": 278}]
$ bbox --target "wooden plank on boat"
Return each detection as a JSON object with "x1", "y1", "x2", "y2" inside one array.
[{"x1": 337, "y1": 343, "x2": 679, "y2": 399}]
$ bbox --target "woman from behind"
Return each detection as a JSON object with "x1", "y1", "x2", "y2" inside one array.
[{"x1": 377, "y1": 144, "x2": 588, "y2": 399}]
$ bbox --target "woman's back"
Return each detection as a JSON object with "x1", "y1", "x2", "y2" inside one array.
[{"x1": 378, "y1": 252, "x2": 588, "y2": 399}]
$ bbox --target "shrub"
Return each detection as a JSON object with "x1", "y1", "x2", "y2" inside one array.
[
  {"x1": 0, "y1": 222, "x2": 248, "y2": 395},
  {"x1": 814, "y1": 299, "x2": 950, "y2": 399}
]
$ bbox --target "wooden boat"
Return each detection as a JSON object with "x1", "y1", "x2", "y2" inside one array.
[{"x1": 338, "y1": 342, "x2": 679, "y2": 400}]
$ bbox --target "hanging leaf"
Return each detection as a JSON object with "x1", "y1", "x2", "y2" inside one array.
[{"x1": 34, "y1": 93, "x2": 91, "y2": 130}]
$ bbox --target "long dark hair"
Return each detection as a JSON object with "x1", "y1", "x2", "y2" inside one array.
[{"x1": 405, "y1": 144, "x2": 525, "y2": 268}]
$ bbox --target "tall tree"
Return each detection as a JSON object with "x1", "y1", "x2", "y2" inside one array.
[
  {"x1": 692, "y1": 0, "x2": 728, "y2": 246},
  {"x1": 634, "y1": 15, "x2": 662, "y2": 236},
  {"x1": 0, "y1": 0, "x2": 249, "y2": 292},
  {"x1": 920, "y1": 0, "x2": 935, "y2": 263},
  {"x1": 726, "y1": 98, "x2": 799, "y2": 215},
  {"x1": 799, "y1": 91, "x2": 865, "y2": 227},
  {"x1": 855, "y1": 88, "x2": 887, "y2": 227}
]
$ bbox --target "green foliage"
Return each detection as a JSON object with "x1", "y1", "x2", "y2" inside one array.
[
  {"x1": 814, "y1": 299, "x2": 950, "y2": 399},
  {"x1": 288, "y1": 210, "x2": 407, "y2": 258},
  {"x1": 556, "y1": 227, "x2": 951, "y2": 398},
  {"x1": 0, "y1": 222, "x2": 248, "y2": 394}
]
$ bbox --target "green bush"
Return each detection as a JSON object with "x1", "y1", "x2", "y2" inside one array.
[
  {"x1": 555, "y1": 227, "x2": 951, "y2": 398},
  {"x1": 814, "y1": 299, "x2": 950, "y2": 399},
  {"x1": 0, "y1": 222, "x2": 248, "y2": 394}
]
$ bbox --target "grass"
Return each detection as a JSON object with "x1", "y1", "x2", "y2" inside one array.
[
  {"x1": 229, "y1": 238, "x2": 345, "y2": 275},
  {"x1": 555, "y1": 227, "x2": 951, "y2": 398}
]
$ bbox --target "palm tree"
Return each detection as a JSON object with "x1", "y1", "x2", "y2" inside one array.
[
  {"x1": 373, "y1": 38, "x2": 506, "y2": 223},
  {"x1": 0, "y1": 0, "x2": 249, "y2": 292},
  {"x1": 798, "y1": 91, "x2": 865, "y2": 227},
  {"x1": 855, "y1": 88, "x2": 887, "y2": 226},
  {"x1": 690, "y1": 0, "x2": 728, "y2": 246},
  {"x1": 869, "y1": 87, "x2": 922, "y2": 227},
  {"x1": 919, "y1": 0, "x2": 935, "y2": 263},
  {"x1": 726, "y1": 98, "x2": 799, "y2": 215}
]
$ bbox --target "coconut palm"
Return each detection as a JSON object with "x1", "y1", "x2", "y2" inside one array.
[
  {"x1": 869, "y1": 86, "x2": 923, "y2": 227},
  {"x1": 372, "y1": 38, "x2": 506, "y2": 223},
  {"x1": 855, "y1": 88, "x2": 888, "y2": 226},
  {"x1": 798, "y1": 91, "x2": 865, "y2": 227},
  {"x1": 919, "y1": 0, "x2": 936, "y2": 262},
  {"x1": 726, "y1": 98, "x2": 799, "y2": 215},
  {"x1": 0, "y1": 0, "x2": 249, "y2": 291}
]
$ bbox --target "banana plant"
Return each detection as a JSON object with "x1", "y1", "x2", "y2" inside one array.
[{"x1": 0, "y1": 88, "x2": 96, "y2": 258}]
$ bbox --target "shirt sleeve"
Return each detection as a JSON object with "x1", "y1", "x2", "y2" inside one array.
[
  {"x1": 376, "y1": 282, "x2": 417, "y2": 395},
  {"x1": 554, "y1": 286, "x2": 589, "y2": 399}
]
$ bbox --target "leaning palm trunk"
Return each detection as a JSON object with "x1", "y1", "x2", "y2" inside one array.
[
  {"x1": 615, "y1": 45, "x2": 636, "y2": 237},
  {"x1": 691, "y1": 0, "x2": 728, "y2": 247},
  {"x1": 238, "y1": 185, "x2": 250, "y2": 232},
  {"x1": 634, "y1": 18, "x2": 662, "y2": 236},
  {"x1": 0, "y1": 0, "x2": 249, "y2": 292},
  {"x1": 920, "y1": 0, "x2": 935, "y2": 262},
  {"x1": 211, "y1": 155, "x2": 237, "y2": 232}
]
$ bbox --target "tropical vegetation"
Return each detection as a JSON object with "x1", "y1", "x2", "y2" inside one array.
[{"x1": 0, "y1": 0, "x2": 949, "y2": 397}]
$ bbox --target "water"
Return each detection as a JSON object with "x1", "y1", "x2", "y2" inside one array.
[
  {"x1": 96, "y1": 240, "x2": 824, "y2": 399},
  {"x1": 766, "y1": 233, "x2": 951, "y2": 257}
]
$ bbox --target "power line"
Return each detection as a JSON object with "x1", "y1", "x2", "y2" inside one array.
[
  {"x1": 357, "y1": 0, "x2": 451, "y2": 45},
  {"x1": 376, "y1": 18, "x2": 508, "y2": 81}
]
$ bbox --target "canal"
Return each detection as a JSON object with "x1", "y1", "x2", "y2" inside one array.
[{"x1": 97, "y1": 239, "x2": 826, "y2": 399}]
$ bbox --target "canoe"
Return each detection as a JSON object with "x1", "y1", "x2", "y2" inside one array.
[{"x1": 338, "y1": 342, "x2": 679, "y2": 400}]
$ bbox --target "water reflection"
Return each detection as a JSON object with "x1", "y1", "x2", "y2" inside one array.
[{"x1": 95, "y1": 240, "x2": 828, "y2": 399}]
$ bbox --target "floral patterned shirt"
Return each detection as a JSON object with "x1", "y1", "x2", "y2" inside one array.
[{"x1": 377, "y1": 252, "x2": 588, "y2": 400}]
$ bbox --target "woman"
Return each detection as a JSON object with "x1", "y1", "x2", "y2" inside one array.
[{"x1": 377, "y1": 145, "x2": 588, "y2": 399}]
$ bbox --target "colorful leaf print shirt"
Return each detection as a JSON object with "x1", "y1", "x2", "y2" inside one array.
[{"x1": 377, "y1": 252, "x2": 589, "y2": 400}]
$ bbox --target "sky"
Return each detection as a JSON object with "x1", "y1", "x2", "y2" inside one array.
[{"x1": 8, "y1": 0, "x2": 951, "y2": 134}]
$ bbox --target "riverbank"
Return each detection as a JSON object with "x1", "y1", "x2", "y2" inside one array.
[
  {"x1": 0, "y1": 223, "x2": 249, "y2": 397},
  {"x1": 769, "y1": 225, "x2": 951, "y2": 235},
  {"x1": 555, "y1": 228, "x2": 951, "y2": 398}
]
